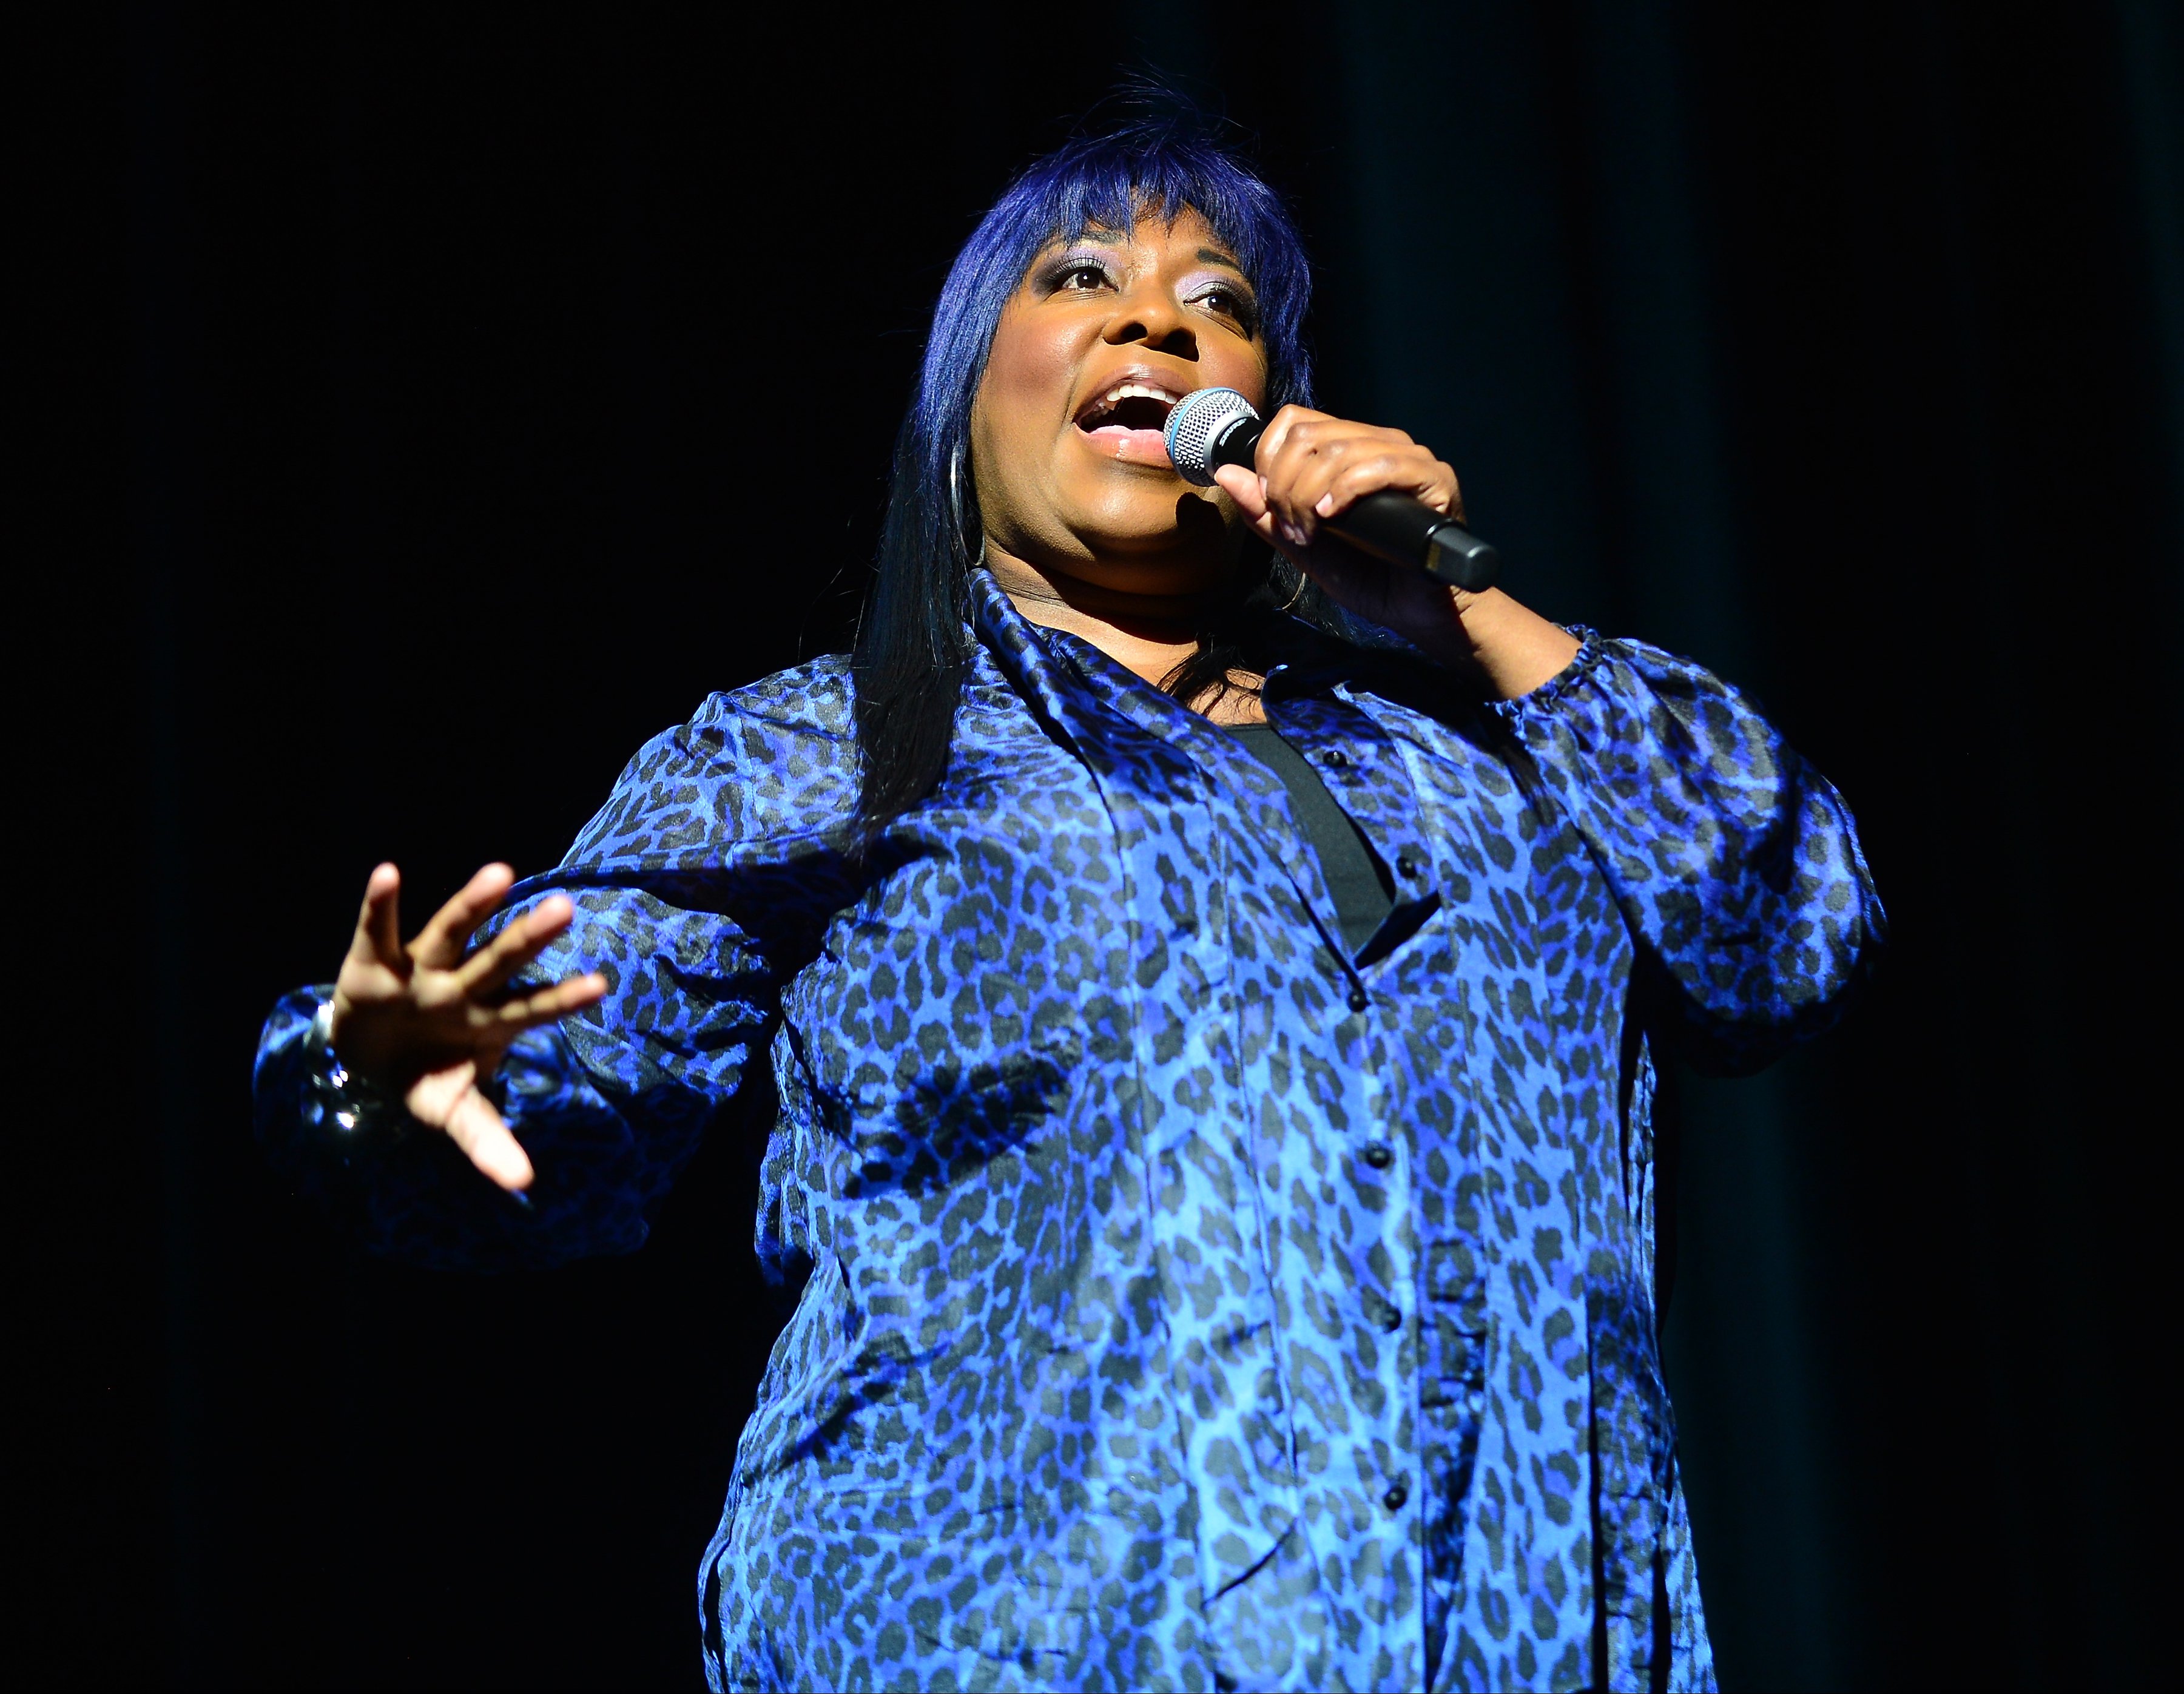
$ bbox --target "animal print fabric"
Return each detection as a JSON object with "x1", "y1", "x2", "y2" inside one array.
[{"x1": 255, "y1": 569, "x2": 1884, "y2": 1692}]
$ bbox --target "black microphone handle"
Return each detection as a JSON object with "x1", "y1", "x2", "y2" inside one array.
[
  {"x1": 1207, "y1": 416, "x2": 1502, "y2": 592},
  {"x1": 1324, "y1": 493, "x2": 1502, "y2": 593}
]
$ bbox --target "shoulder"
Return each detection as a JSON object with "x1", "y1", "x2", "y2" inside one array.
[
  {"x1": 679, "y1": 654, "x2": 854, "y2": 769},
  {"x1": 567, "y1": 656, "x2": 857, "y2": 868}
]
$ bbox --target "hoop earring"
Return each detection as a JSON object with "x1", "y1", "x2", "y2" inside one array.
[{"x1": 948, "y1": 445, "x2": 976, "y2": 562}]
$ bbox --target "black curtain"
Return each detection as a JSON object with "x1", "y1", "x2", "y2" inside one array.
[{"x1": 36, "y1": 2, "x2": 2179, "y2": 1687}]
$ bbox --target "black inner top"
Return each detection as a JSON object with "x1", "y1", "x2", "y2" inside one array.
[{"x1": 1220, "y1": 723, "x2": 1395, "y2": 957}]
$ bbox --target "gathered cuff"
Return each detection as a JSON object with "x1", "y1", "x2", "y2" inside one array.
[{"x1": 1487, "y1": 626, "x2": 1608, "y2": 727}]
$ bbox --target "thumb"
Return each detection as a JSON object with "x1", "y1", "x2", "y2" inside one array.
[
  {"x1": 408, "y1": 1061, "x2": 536, "y2": 1193},
  {"x1": 348, "y1": 862, "x2": 406, "y2": 971},
  {"x1": 1213, "y1": 463, "x2": 1271, "y2": 522}
]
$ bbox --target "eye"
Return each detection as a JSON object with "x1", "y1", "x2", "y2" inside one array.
[
  {"x1": 1191, "y1": 283, "x2": 1258, "y2": 331},
  {"x1": 1054, "y1": 260, "x2": 1112, "y2": 292}
]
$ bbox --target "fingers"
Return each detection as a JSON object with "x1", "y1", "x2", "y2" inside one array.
[
  {"x1": 445, "y1": 1087, "x2": 536, "y2": 1192},
  {"x1": 413, "y1": 862, "x2": 517, "y2": 970},
  {"x1": 351, "y1": 863, "x2": 405, "y2": 970},
  {"x1": 1249, "y1": 402, "x2": 1319, "y2": 474},
  {"x1": 450, "y1": 892, "x2": 578, "y2": 997},
  {"x1": 1276, "y1": 434, "x2": 1437, "y2": 526},
  {"x1": 1313, "y1": 451, "x2": 1460, "y2": 522},
  {"x1": 332, "y1": 865, "x2": 411, "y2": 1055},
  {"x1": 408, "y1": 1061, "x2": 536, "y2": 1192},
  {"x1": 490, "y1": 971, "x2": 609, "y2": 1032},
  {"x1": 1252, "y1": 407, "x2": 1455, "y2": 542}
]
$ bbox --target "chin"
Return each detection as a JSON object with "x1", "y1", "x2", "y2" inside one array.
[{"x1": 1074, "y1": 476, "x2": 1227, "y2": 547}]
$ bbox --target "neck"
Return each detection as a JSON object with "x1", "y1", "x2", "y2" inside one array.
[{"x1": 982, "y1": 540, "x2": 1267, "y2": 723}]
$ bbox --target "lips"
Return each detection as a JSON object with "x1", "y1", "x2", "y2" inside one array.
[{"x1": 1074, "y1": 375, "x2": 1186, "y2": 466}]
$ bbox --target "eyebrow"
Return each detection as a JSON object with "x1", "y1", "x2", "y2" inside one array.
[{"x1": 1050, "y1": 231, "x2": 1250, "y2": 277}]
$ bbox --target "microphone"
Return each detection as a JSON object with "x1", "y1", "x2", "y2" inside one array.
[{"x1": 1164, "y1": 388, "x2": 1502, "y2": 592}]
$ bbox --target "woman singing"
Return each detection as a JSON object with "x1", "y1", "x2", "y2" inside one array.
[{"x1": 255, "y1": 115, "x2": 1882, "y2": 1692}]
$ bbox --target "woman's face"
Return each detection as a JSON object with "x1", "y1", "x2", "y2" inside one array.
[{"x1": 970, "y1": 208, "x2": 1270, "y2": 599}]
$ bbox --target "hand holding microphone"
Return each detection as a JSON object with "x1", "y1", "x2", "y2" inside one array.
[{"x1": 1165, "y1": 388, "x2": 1502, "y2": 592}]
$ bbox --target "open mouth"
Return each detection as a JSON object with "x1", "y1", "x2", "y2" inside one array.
[{"x1": 1075, "y1": 380, "x2": 1183, "y2": 464}]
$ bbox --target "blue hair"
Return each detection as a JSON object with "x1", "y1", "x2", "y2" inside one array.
[{"x1": 853, "y1": 112, "x2": 1322, "y2": 829}]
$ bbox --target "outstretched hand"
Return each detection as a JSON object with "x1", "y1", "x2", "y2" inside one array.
[{"x1": 329, "y1": 862, "x2": 606, "y2": 1192}]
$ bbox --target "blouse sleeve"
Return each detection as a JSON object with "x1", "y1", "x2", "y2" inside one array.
[
  {"x1": 246, "y1": 667, "x2": 861, "y2": 1272},
  {"x1": 251, "y1": 878, "x2": 774, "y2": 1271},
  {"x1": 1494, "y1": 632, "x2": 1886, "y2": 1072}
]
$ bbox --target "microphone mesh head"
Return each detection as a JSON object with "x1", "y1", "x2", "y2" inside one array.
[{"x1": 1164, "y1": 387, "x2": 1260, "y2": 487}]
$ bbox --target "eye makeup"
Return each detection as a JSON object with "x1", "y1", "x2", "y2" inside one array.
[
  {"x1": 1181, "y1": 271, "x2": 1260, "y2": 333},
  {"x1": 1027, "y1": 239, "x2": 1261, "y2": 336},
  {"x1": 1035, "y1": 246, "x2": 1122, "y2": 294}
]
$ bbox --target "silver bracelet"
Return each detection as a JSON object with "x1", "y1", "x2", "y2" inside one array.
[{"x1": 307, "y1": 995, "x2": 407, "y2": 1138}]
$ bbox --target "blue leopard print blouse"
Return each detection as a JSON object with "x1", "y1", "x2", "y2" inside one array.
[{"x1": 255, "y1": 569, "x2": 1882, "y2": 1692}]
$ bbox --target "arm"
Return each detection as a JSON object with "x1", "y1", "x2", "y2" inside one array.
[
  {"x1": 1496, "y1": 634, "x2": 1886, "y2": 1070},
  {"x1": 248, "y1": 676, "x2": 837, "y2": 1270},
  {"x1": 1210, "y1": 407, "x2": 1581, "y2": 700},
  {"x1": 252, "y1": 879, "x2": 772, "y2": 1270},
  {"x1": 1216, "y1": 407, "x2": 1882, "y2": 1065}
]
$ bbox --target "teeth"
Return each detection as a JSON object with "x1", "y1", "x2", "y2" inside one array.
[{"x1": 1085, "y1": 380, "x2": 1181, "y2": 425}]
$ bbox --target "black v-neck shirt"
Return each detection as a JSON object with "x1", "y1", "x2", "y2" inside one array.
[{"x1": 1219, "y1": 722, "x2": 1395, "y2": 957}]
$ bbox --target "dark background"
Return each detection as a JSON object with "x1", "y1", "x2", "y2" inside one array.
[{"x1": 30, "y1": 2, "x2": 2181, "y2": 1688}]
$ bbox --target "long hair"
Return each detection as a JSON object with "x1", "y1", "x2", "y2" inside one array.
[{"x1": 851, "y1": 111, "x2": 1337, "y2": 832}]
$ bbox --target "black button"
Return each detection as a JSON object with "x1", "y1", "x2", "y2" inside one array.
[
  {"x1": 1383, "y1": 1482, "x2": 1409, "y2": 1511},
  {"x1": 1325, "y1": 749, "x2": 1351, "y2": 768},
  {"x1": 1347, "y1": 987, "x2": 1369, "y2": 1013},
  {"x1": 1397, "y1": 853, "x2": 1420, "y2": 879},
  {"x1": 1378, "y1": 1306, "x2": 1402, "y2": 1333},
  {"x1": 1363, "y1": 1142, "x2": 1394, "y2": 1169}
]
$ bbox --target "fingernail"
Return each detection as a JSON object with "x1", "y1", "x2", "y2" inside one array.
[
  {"x1": 1279, "y1": 521, "x2": 1309, "y2": 547},
  {"x1": 1315, "y1": 494, "x2": 1335, "y2": 517}
]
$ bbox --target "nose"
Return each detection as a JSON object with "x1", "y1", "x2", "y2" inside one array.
[{"x1": 1101, "y1": 277, "x2": 1198, "y2": 360}]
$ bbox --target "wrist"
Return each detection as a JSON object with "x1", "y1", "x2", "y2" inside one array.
[
  {"x1": 1392, "y1": 587, "x2": 1496, "y2": 680},
  {"x1": 308, "y1": 995, "x2": 409, "y2": 1136},
  {"x1": 1434, "y1": 589, "x2": 1583, "y2": 700}
]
